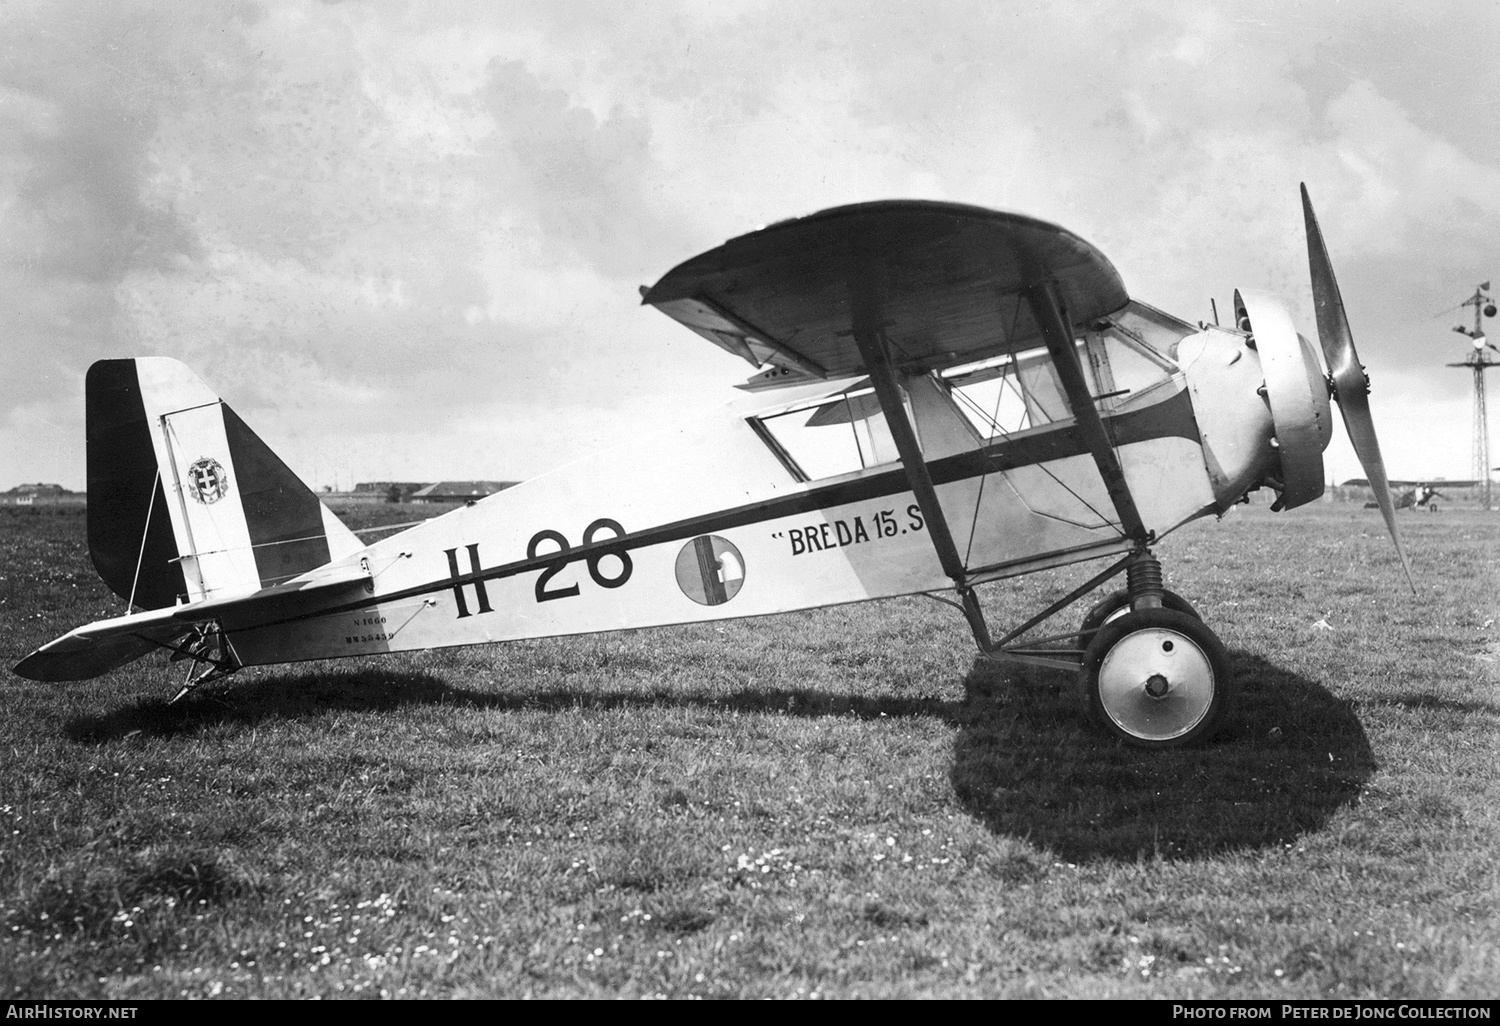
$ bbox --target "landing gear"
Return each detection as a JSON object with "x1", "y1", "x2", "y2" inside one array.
[
  {"x1": 1081, "y1": 607, "x2": 1231, "y2": 747},
  {"x1": 966, "y1": 547, "x2": 1232, "y2": 747},
  {"x1": 165, "y1": 623, "x2": 240, "y2": 703}
]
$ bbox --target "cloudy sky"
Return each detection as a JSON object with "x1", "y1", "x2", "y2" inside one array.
[{"x1": 4, "y1": 0, "x2": 1498, "y2": 492}]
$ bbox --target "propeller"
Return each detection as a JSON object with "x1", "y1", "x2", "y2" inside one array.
[{"x1": 1301, "y1": 183, "x2": 1415, "y2": 591}]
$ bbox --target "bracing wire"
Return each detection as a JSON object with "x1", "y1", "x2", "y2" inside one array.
[
  {"x1": 126, "y1": 468, "x2": 161, "y2": 612},
  {"x1": 844, "y1": 393, "x2": 866, "y2": 468},
  {"x1": 955, "y1": 357, "x2": 1017, "y2": 564},
  {"x1": 957, "y1": 293, "x2": 1034, "y2": 566},
  {"x1": 993, "y1": 341, "x2": 1123, "y2": 537}
]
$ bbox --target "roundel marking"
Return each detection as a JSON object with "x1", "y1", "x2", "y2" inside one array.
[
  {"x1": 187, "y1": 456, "x2": 230, "y2": 504},
  {"x1": 675, "y1": 535, "x2": 745, "y2": 606}
]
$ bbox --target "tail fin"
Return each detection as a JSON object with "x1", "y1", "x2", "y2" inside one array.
[{"x1": 87, "y1": 358, "x2": 362, "y2": 608}]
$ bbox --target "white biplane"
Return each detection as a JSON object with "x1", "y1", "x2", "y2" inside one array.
[{"x1": 14, "y1": 186, "x2": 1411, "y2": 748}]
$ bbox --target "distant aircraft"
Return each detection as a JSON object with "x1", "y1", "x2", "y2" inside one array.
[
  {"x1": 1396, "y1": 484, "x2": 1443, "y2": 512},
  {"x1": 14, "y1": 185, "x2": 1411, "y2": 749},
  {"x1": 1352, "y1": 479, "x2": 1474, "y2": 512}
]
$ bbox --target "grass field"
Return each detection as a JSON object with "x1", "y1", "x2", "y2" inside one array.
[{"x1": 0, "y1": 500, "x2": 1496, "y2": 999}]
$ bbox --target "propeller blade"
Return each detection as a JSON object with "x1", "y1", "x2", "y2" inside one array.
[{"x1": 1301, "y1": 183, "x2": 1415, "y2": 591}]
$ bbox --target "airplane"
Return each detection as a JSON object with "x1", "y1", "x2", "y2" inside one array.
[
  {"x1": 12, "y1": 184, "x2": 1413, "y2": 749},
  {"x1": 1352, "y1": 479, "x2": 1475, "y2": 512},
  {"x1": 1395, "y1": 484, "x2": 1443, "y2": 512}
]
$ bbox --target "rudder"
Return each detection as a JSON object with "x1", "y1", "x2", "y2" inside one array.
[{"x1": 86, "y1": 358, "x2": 361, "y2": 608}]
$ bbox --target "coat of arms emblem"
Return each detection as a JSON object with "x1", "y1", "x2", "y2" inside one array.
[{"x1": 187, "y1": 457, "x2": 229, "y2": 504}]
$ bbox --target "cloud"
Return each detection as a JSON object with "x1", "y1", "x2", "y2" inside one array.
[
  {"x1": 2, "y1": 0, "x2": 1497, "y2": 488},
  {"x1": 478, "y1": 58, "x2": 688, "y2": 280},
  {"x1": 0, "y1": 4, "x2": 203, "y2": 411}
]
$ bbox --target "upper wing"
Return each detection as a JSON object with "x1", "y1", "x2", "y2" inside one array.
[{"x1": 642, "y1": 200, "x2": 1129, "y2": 378}]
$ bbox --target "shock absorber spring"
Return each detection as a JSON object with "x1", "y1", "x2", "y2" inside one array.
[{"x1": 1127, "y1": 550, "x2": 1164, "y2": 610}]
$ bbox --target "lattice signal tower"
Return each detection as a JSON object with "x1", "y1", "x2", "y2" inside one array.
[{"x1": 1448, "y1": 282, "x2": 1500, "y2": 508}]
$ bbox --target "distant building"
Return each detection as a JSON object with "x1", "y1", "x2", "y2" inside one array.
[
  {"x1": 353, "y1": 481, "x2": 428, "y2": 500},
  {"x1": 2, "y1": 483, "x2": 85, "y2": 506},
  {"x1": 411, "y1": 481, "x2": 518, "y2": 503},
  {"x1": 1340, "y1": 478, "x2": 1481, "y2": 489}
]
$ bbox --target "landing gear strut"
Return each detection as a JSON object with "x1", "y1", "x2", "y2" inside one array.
[
  {"x1": 1080, "y1": 551, "x2": 1231, "y2": 747},
  {"x1": 968, "y1": 547, "x2": 1234, "y2": 747},
  {"x1": 164, "y1": 624, "x2": 241, "y2": 704}
]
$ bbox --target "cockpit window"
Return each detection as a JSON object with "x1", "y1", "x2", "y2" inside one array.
[
  {"x1": 1085, "y1": 313, "x2": 1181, "y2": 411},
  {"x1": 748, "y1": 299, "x2": 1193, "y2": 478},
  {"x1": 944, "y1": 348, "x2": 1069, "y2": 439},
  {"x1": 750, "y1": 386, "x2": 902, "y2": 481},
  {"x1": 944, "y1": 305, "x2": 1185, "y2": 440}
]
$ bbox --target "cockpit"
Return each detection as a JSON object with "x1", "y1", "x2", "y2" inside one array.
[{"x1": 745, "y1": 300, "x2": 1197, "y2": 485}]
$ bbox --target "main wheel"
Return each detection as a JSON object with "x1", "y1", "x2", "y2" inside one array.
[
  {"x1": 1079, "y1": 588, "x2": 1200, "y2": 636},
  {"x1": 1081, "y1": 608, "x2": 1231, "y2": 747}
]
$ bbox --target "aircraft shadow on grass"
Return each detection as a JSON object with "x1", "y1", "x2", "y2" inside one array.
[
  {"x1": 948, "y1": 649, "x2": 1375, "y2": 862},
  {"x1": 63, "y1": 648, "x2": 1370, "y2": 863},
  {"x1": 62, "y1": 665, "x2": 959, "y2": 743}
]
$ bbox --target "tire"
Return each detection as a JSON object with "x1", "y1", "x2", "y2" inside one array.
[
  {"x1": 1081, "y1": 608, "x2": 1231, "y2": 747},
  {"x1": 1079, "y1": 588, "x2": 1201, "y2": 637}
]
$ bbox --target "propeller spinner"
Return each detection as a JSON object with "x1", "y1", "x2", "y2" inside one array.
[{"x1": 1301, "y1": 183, "x2": 1416, "y2": 591}]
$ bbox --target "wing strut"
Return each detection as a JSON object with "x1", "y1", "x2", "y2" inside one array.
[
  {"x1": 1025, "y1": 284, "x2": 1150, "y2": 543},
  {"x1": 848, "y1": 269, "x2": 970, "y2": 588}
]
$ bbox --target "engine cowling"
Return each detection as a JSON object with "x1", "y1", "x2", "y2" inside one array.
[{"x1": 1234, "y1": 289, "x2": 1333, "y2": 510}]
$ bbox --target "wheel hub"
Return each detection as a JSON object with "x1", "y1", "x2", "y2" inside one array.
[{"x1": 1096, "y1": 626, "x2": 1215, "y2": 741}]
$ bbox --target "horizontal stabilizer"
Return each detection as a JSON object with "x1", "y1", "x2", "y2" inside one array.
[
  {"x1": 13, "y1": 605, "x2": 197, "y2": 682},
  {"x1": 12, "y1": 562, "x2": 373, "y2": 682},
  {"x1": 13, "y1": 631, "x2": 172, "y2": 683}
]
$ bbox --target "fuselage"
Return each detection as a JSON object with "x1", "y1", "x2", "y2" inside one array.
[{"x1": 218, "y1": 309, "x2": 1290, "y2": 670}]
